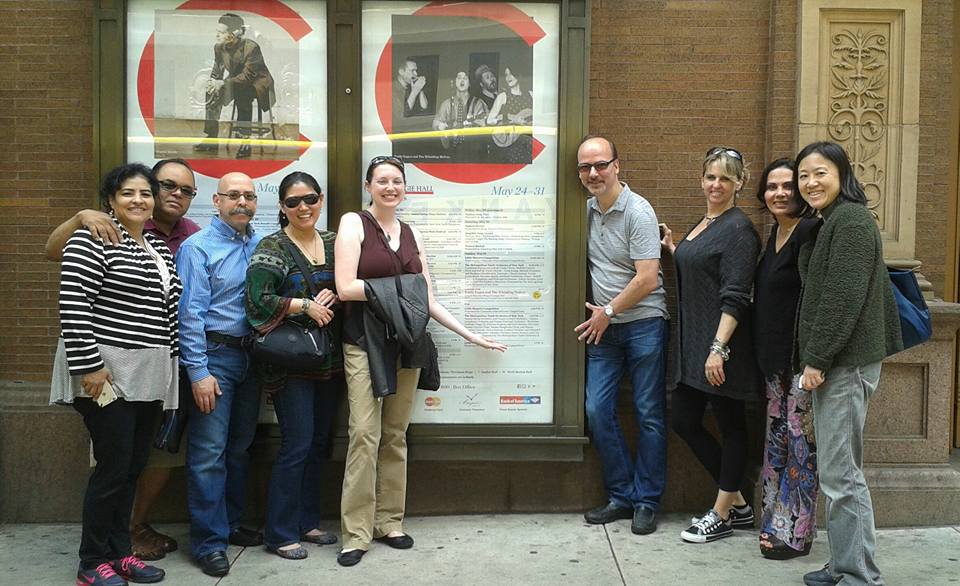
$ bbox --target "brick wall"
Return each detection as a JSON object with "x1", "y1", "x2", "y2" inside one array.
[
  {"x1": 915, "y1": 0, "x2": 954, "y2": 297},
  {"x1": 0, "y1": 0, "x2": 955, "y2": 386},
  {"x1": 589, "y1": 0, "x2": 955, "y2": 297},
  {"x1": 0, "y1": 1, "x2": 95, "y2": 383}
]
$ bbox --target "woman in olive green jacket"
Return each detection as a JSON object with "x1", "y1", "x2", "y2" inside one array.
[{"x1": 795, "y1": 141, "x2": 901, "y2": 586}]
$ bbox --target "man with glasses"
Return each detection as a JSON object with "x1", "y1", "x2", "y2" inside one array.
[
  {"x1": 575, "y1": 136, "x2": 670, "y2": 536},
  {"x1": 44, "y1": 158, "x2": 200, "y2": 260},
  {"x1": 44, "y1": 159, "x2": 202, "y2": 561},
  {"x1": 177, "y1": 172, "x2": 263, "y2": 577}
]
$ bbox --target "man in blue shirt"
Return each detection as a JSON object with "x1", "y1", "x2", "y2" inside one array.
[{"x1": 177, "y1": 172, "x2": 263, "y2": 577}]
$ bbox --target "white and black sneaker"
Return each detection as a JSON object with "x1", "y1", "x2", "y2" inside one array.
[
  {"x1": 681, "y1": 509, "x2": 733, "y2": 543},
  {"x1": 690, "y1": 503, "x2": 754, "y2": 528}
]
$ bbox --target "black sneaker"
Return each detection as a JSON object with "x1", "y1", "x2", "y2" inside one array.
[
  {"x1": 110, "y1": 556, "x2": 164, "y2": 583},
  {"x1": 803, "y1": 563, "x2": 840, "y2": 585},
  {"x1": 690, "y1": 503, "x2": 754, "y2": 528},
  {"x1": 76, "y1": 563, "x2": 128, "y2": 586},
  {"x1": 680, "y1": 509, "x2": 733, "y2": 543}
]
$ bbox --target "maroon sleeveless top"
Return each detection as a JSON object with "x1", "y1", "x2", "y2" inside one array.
[{"x1": 343, "y1": 210, "x2": 423, "y2": 344}]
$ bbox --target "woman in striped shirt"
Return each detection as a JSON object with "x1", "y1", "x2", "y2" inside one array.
[{"x1": 50, "y1": 163, "x2": 181, "y2": 586}]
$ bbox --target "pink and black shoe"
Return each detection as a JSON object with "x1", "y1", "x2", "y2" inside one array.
[
  {"x1": 76, "y1": 563, "x2": 128, "y2": 586},
  {"x1": 110, "y1": 556, "x2": 165, "y2": 584}
]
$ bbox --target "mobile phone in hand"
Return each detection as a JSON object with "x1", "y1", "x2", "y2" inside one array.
[{"x1": 96, "y1": 381, "x2": 118, "y2": 408}]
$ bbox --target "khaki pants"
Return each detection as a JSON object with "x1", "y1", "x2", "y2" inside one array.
[{"x1": 340, "y1": 343, "x2": 419, "y2": 550}]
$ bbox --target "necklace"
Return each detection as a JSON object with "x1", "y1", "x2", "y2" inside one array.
[
  {"x1": 775, "y1": 219, "x2": 799, "y2": 252},
  {"x1": 286, "y1": 228, "x2": 321, "y2": 263},
  {"x1": 377, "y1": 219, "x2": 399, "y2": 242},
  {"x1": 704, "y1": 214, "x2": 720, "y2": 223}
]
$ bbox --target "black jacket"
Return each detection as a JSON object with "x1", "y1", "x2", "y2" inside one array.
[{"x1": 358, "y1": 273, "x2": 431, "y2": 397}]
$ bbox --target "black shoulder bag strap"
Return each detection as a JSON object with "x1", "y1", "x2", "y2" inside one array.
[{"x1": 280, "y1": 237, "x2": 321, "y2": 299}]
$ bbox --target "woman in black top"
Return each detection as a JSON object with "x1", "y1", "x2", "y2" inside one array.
[
  {"x1": 660, "y1": 146, "x2": 761, "y2": 544},
  {"x1": 752, "y1": 159, "x2": 820, "y2": 559}
]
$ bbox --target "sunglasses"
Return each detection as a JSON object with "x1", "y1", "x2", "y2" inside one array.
[
  {"x1": 577, "y1": 158, "x2": 616, "y2": 175},
  {"x1": 706, "y1": 146, "x2": 743, "y2": 161},
  {"x1": 282, "y1": 193, "x2": 321, "y2": 208},
  {"x1": 159, "y1": 179, "x2": 197, "y2": 199},
  {"x1": 369, "y1": 155, "x2": 404, "y2": 169}
]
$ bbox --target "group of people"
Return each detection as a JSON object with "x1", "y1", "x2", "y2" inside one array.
[
  {"x1": 577, "y1": 136, "x2": 899, "y2": 586},
  {"x1": 48, "y1": 135, "x2": 898, "y2": 586},
  {"x1": 48, "y1": 156, "x2": 504, "y2": 585},
  {"x1": 393, "y1": 57, "x2": 533, "y2": 163}
]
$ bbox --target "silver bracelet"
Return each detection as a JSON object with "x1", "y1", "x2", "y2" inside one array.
[{"x1": 709, "y1": 338, "x2": 730, "y2": 361}]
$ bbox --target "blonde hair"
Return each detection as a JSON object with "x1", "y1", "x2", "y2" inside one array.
[{"x1": 702, "y1": 147, "x2": 749, "y2": 192}]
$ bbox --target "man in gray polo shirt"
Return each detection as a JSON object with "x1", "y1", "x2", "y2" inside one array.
[{"x1": 574, "y1": 135, "x2": 669, "y2": 535}]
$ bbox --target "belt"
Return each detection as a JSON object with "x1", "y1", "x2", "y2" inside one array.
[{"x1": 206, "y1": 331, "x2": 253, "y2": 349}]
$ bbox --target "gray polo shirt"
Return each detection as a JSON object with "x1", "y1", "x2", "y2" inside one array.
[{"x1": 587, "y1": 182, "x2": 669, "y2": 323}]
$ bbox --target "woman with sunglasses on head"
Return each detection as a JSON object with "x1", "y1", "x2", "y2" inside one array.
[
  {"x1": 660, "y1": 146, "x2": 761, "y2": 544},
  {"x1": 794, "y1": 142, "x2": 900, "y2": 586},
  {"x1": 51, "y1": 163, "x2": 180, "y2": 586},
  {"x1": 244, "y1": 171, "x2": 342, "y2": 561},
  {"x1": 333, "y1": 155, "x2": 506, "y2": 567},
  {"x1": 752, "y1": 158, "x2": 821, "y2": 560}
]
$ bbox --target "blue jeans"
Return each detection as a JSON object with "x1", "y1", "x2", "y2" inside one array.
[
  {"x1": 264, "y1": 377, "x2": 340, "y2": 548},
  {"x1": 585, "y1": 316, "x2": 668, "y2": 510},
  {"x1": 186, "y1": 342, "x2": 260, "y2": 558}
]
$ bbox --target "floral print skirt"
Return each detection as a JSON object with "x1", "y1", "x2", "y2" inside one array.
[{"x1": 760, "y1": 370, "x2": 819, "y2": 551}]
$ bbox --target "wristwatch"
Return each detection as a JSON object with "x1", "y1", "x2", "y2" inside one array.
[
  {"x1": 301, "y1": 298, "x2": 311, "y2": 313},
  {"x1": 603, "y1": 304, "x2": 615, "y2": 318}
]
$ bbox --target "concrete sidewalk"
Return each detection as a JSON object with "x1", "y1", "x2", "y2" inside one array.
[{"x1": 2, "y1": 514, "x2": 957, "y2": 585}]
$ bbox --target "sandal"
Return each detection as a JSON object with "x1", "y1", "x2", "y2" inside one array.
[
  {"x1": 759, "y1": 532, "x2": 812, "y2": 560},
  {"x1": 131, "y1": 524, "x2": 169, "y2": 561}
]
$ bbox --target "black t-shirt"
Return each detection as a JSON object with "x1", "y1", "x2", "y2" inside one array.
[{"x1": 752, "y1": 217, "x2": 821, "y2": 376}]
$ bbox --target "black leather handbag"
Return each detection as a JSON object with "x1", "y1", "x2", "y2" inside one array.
[
  {"x1": 417, "y1": 332, "x2": 441, "y2": 391},
  {"x1": 153, "y1": 366, "x2": 191, "y2": 453},
  {"x1": 251, "y1": 240, "x2": 332, "y2": 373}
]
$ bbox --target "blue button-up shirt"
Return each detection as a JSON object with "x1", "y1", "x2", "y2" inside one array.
[{"x1": 176, "y1": 216, "x2": 262, "y2": 383}]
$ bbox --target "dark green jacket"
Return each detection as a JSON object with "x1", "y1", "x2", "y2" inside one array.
[{"x1": 797, "y1": 200, "x2": 902, "y2": 371}]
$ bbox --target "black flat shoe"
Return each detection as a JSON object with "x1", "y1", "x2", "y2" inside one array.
[
  {"x1": 375, "y1": 533, "x2": 414, "y2": 549},
  {"x1": 267, "y1": 544, "x2": 308, "y2": 560},
  {"x1": 337, "y1": 549, "x2": 366, "y2": 567},
  {"x1": 584, "y1": 502, "x2": 633, "y2": 525},
  {"x1": 228, "y1": 526, "x2": 263, "y2": 547},
  {"x1": 197, "y1": 550, "x2": 230, "y2": 577},
  {"x1": 301, "y1": 531, "x2": 338, "y2": 545},
  {"x1": 631, "y1": 506, "x2": 657, "y2": 535}
]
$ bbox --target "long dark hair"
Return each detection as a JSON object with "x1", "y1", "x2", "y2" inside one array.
[
  {"x1": 755, "y1": 158, "x2": 811, "y2": 218},
  {"x1": 794, "y1": 141, "x2": 867, "y2": 212},
  {"x1": 277, "y1": 171, "x2": 323, "y2": 228},
  {"x1": 99, "y1": 163, "x2": 158, "y2": 212}
]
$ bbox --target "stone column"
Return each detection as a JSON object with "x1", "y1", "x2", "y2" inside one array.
[{"x1": 798, "y1": 0, "x2": 932, "y2": 295}]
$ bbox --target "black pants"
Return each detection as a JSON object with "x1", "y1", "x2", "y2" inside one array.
[
  {"x1": 203, "y1": 84, "x2": 256, "y2": 138},
  {"x1": 73, "y1": 398, "x2": 159, "y2": 569},
  {"x1": 671, "y1": 384, "x2": 748, "y2": 493}
]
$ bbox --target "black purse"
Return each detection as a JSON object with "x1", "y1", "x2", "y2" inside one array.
[
  {"x1": 153, "y1": 366, "x2": 191, "y2": 453},
  {"x1": 417, "y1": 332, "x2": 441, "y2": 391},
  {"x1": 251, "y1": 239, "x2": 333, "y2": 373}
]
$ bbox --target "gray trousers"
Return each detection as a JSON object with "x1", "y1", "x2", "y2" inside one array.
[{"x1": 812, "y1": 362, "x2": 884, "y2": 586}]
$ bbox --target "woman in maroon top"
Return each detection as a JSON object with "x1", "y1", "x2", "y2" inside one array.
[{"x1": 333, "y1": 155, "x2": 506, "y2": 567}]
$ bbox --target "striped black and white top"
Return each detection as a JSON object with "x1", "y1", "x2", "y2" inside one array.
[{"x1": 59, "y1": 223, "x2": 182, "y2": 376}]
